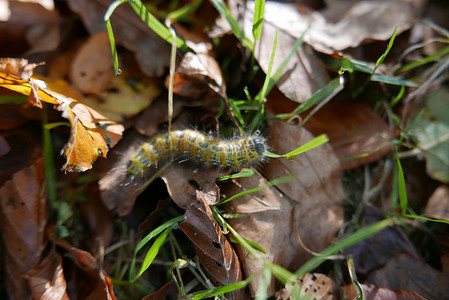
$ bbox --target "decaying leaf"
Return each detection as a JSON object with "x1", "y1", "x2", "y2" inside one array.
[
  {"x1": 276, "y1": 273, "x2": 339, "y2": 300},
  {"x1": 70, "y1": 31, "x2": 114, "y2": 95},
  {"x1": 67, "y1": 0, "x2": 171, "y2": 77},
  {"x1": 230, "y1": 0, "x2": 422, "y2": 55},
  {"x1": 342, "y1": 282, "x2": 427, "y2": 300},
  {"x1": 56, "y1": 240, "x2": 117, "y2": 300},
  {"x1": 0, "y1": 57, "x2": 56, "y2": 107},
  {"x1": 0, "y1": 1, "x2": 59, "y2": 55},
  {"x1": 24, "y1": 251, "x2": 69, "y2": 300},
  {"x1": 305, "y1": 101, "x2": 395, "y2": 170},
  {"x1": 180, "y1": 191, "x2": 242, "y2": 297},
  {"x1": 171, "y1": 51, "x2": 226, "y2": 99},
  {"x1": 424, "y1": 185, "x2": 449, "y2": 221},
  {"x1": 161, "y1": 164, "x2": 225, "y2": 209},
  {"x1": 55, "y1": 91, "x2": 124, "y2": 172},
  {"x1": 366, "y1": 253, "x2": 449, "y2": 299},
  {"x1": 342, "y1": 204, "x2": 420, "y2": 278},
  {"x1": 0, "y1": 58, "x2": 125, "y2": 172},
  {"x1": 0, "y1": 157, "x2": 48, "y2": 299},
  {"x1": 83, "y1": 75, "x2": 160, "y2": 122},
  {"x1": 134, "y1": 98, "x2": 183, "y2": 136}
]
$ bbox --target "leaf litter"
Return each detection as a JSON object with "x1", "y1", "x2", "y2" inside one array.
[{"x1": 0, "y1": 0, "x2": 448, "y2": 299}]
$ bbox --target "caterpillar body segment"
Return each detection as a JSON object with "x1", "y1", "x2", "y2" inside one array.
[{"x1": 126, "y1": 129, "x2": 269, "y2": 179}]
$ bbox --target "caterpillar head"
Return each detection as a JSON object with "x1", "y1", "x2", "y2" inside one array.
[{"x1": 252, "y1": 136, "x2": 268, "y2": 156}]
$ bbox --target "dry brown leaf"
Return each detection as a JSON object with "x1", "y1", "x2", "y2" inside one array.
[
  {"x1": 0, "y1": 103, "x2": 28, "y2": 130},
  {"x1": 67, "y1": 0, "x2": 171, "y2": 77},
  {"x1": 161, "y1": 164, "x2": 225, "y2": 209},
  {"x1": 305, "y1": 101, "x2": 395, "y2": 170},
  {"x1": 366, "y1": 253, "x2": 449, "y2": 299},
  {"x1": 0, "y1": 58, "x2": 57, "y2": 107},
  {"x1": 424, "y1": 185, "x2": 449, "y2": 221},
  {"x1": 180, "y1": 191, "x2": 242, "y2": 298},
  {"x1": 56, "y1": 240, "x2": 117, "y2": 300},
  {"x1": 342, "y1": 204, "x2": 420, "y2": 278},
  {"x1": 276, "y1": 273, "x2": 339, "y2": 300},
  {"x1": 231, "y1": 0, "x2": 422, "y2": 55},
  {"x1": 342, "y1": 283, "x2": 427, "y2": 300},
  {"x1": 24, "y1": 251, "x2": 70, "y2": 300},
  {"x1": 222, "y1": 121, "x2": 344, "y2": 296},
  {"x1": 142, "y1": 280, "x2": 178, "y2": 300},
  {"x1": 171, "y1": 51, "x2": 225, "y2": 97},
  {"x1": 0, "y1": 157, "x2": 48, "y2": 299},
  {"x1": 70, "y1": 31, "x2": 114, "y2": 95},
  {"x1": 0, "y1": 128, "x2": 43, "y2": 185},
  {"x1": 228, "y1": 0, "x2": 329, "y2": 103},
  {"x1": 78, "y1": 195, "x2": 115, "y2": 251},
  {"x1": 0, "y1": 135, "x2": 10, "y2": 157},
  {"x1": 0, "y1": 1, "x2": 59, "y2": 55},
  {"x1": 134, "y1": 98, "x2": 183, "y2": 136}
]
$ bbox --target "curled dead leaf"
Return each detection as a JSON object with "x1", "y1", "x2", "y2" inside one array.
[
  {"x1": 0, "y1": 157, "x2": 48, "y2": 299},
  {"x1": 180, "y1": 191, "x2": 243, "y2": 298},
  {"x1": 0, "y1": 58, "x2": 55, "y2": 107},
  {"x1": 24, "y1": 251, "x2": 69, "y2": 300},
  {"x1": 0, "y1": 58, "x2": 125, "y2": 172}
]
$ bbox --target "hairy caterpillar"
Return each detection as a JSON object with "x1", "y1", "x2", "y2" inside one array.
[{"x1": 126, "y1": 129, "x2": 269, "y2": 179}]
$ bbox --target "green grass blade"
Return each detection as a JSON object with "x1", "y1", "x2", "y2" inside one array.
[
  {"x1": 129, "y1": 215, "x2": 184, "y2": 280},
  {"x1": 371, "y1": 74, "x2": 418, "y2": 87},
  {"x1": 166, "y1": 0, "x2": 202, "y2": 22},
  {"x1": 254, "y1": 30, "x2": 278, "y2": 105},
  {"x1": 266, "y1": 28, "x2": 308, "y2": 95},
  {"x1": 396, "y1": 44, "x2": 449, "y2": 73},
  {"x1": 266, "y1": 134, "x2": 329, "y2": 159},
  {"x1": 403, "y1": 214, "x2": 449, "y2": 225},
  {"x1": 209, "y1": 0, "x2": 254, "y2": 49},
  {"x1": 395, "y1": 148, "x2": 408, "y2": 215},
  {"x1": 104, "y1": 0, "x2": 126, "y2": 75},
  {"x1": 328, "y1": 56, "x2": 417, "y2": 87},
  {"x1": 264, "y1": 262, "x2": 295, "y2": 285},
  {"x1": 230, "y1": 235, "x2": 267, "y2": 254},
  {"x1": 190, "y1": 273, "x2": 258, "y2": 299},
  {"x1": 255, "y1": 267, "x2": 271, "y2": 300},
  {"x1": 390, "y1": 85, "x2": 405, "y2": 107},
  {"x1": 216, "y1": 168, "x2": 255, "y2": 181},
  {"x1": 0, "y1": 96, "x2": 28, "y2": 104},
  {"x1": 252, "y1": 0, "x2": 265, "y2": 41},
  {"x1": 133, "y1": 227, "x2": 171, "y2": 281},
  {"x1": 295, "y1": 218, "x2": 396, "y2": 276},
  {"x1": 270, "y1": 77, "x2": 343, "y2": 119},
  {"x1": 42, "y1": 106, "x2": 57, "y2": 207},
  {"x1": 374, "y1": 26, "x2": 397, "y2": 72},
  {"x1": 216, "y1": 175, "x2": 295, "y2": 205},
  {"x1": 229, "y1": 98, "x2": 245, "y2": 124},
  {"x1": 212, "y1": 207, "x2": 260, "y2": 258},
  {"x1": 126, "y1": 0, "x2": 187, "y2": 51}
]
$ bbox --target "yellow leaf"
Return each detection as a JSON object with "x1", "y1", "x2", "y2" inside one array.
[{"x1": 0, "y1": 57, "x2": 125, "y2": 172}]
